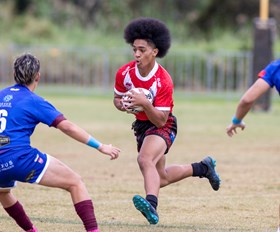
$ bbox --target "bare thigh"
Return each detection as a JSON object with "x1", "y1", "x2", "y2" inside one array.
[
  {"x1": 39, "y1": 156, "x2": 83, "y2": 190},
  {"x1": 139, "y1": 135, "x2": 166, "y2": 163}
]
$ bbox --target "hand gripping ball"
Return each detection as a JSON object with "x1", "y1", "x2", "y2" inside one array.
[{"x1": 122, "y1": 88, "x2": 154, "y2": 113}]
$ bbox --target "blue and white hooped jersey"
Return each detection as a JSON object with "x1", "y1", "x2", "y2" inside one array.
[{"x1": 0, "y1": 84, "x2": 63, "y2": 155}]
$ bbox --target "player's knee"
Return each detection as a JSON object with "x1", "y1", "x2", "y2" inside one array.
[
  {"x1": 160, "y1": 180, "x2": 168, "y2": 188},
  {"x1": 158, "y1": 172, "x2": 169, "y2": 187},
  {"x1": 0, "y1": 191, "x2": 8, "y2": 200},
  {"x1": 137, "y1": 155, "x2": 154, "y2": 171},
  {"x1": 137, "y1": 155, "x2": 145, "y2": 168},
  {"x1": 73, "y1": 173, "x2": 85, "y2": 186},
  {"x1": 66, "y1": 172, "x2": 86, "y2": 191}
]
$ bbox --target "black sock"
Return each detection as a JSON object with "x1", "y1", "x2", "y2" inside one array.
[
  {"x1": 191, "y1": 162, "x2": 208, "y2": 177},
  {"x1": 146, "y1": 194, "x2": 158, "y2": 210}
]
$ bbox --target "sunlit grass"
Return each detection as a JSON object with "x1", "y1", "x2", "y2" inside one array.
[{"x1": 2, "y1": 91, "x2": 278, "y2": 231}]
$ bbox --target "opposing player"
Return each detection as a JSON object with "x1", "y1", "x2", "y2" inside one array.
[
  {"x1": 113, "y1": 17, "x2": 220, "y2": 225},
  {"x1": 0, "y1": 53, "x2": 121, "y2": 232},
  {"x1": 226, "y1": 59, "x2": 280, "y2": 136}
]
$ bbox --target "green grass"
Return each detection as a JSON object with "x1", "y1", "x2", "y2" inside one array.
[
  {"x1": 3, "y1": 92, "x2": 280, "y2": 231},
  {"x1": 1, "y1": 11, "x2": 280, "y2": 53}
]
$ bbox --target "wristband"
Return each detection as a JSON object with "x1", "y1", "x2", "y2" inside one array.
[
  {"x1": 232, "y1": 116, "x2": 242, "y2": 125},
  {"x1": 87, "y1": 136, "x2": 102, "y2": 149}
]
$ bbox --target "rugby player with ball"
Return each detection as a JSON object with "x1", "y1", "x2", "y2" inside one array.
[{"x1": 113, "y1": 17, "x2": 221, "y2": 225}]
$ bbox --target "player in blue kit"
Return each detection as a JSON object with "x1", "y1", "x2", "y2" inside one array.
[
  {"x1": 0, "y1": 53, "x2": 121, "y2": 232},
  {"x1": 227, "y1": 59, "x2": 280, "y2": 136}
]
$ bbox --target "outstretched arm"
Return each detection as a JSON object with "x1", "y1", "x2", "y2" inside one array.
[
  {"x1": 226, "y1": 78, "x2": 270, "y2": 137},
  {"x1": 56, "y1": 120, "x2": 120, "y2": 159}
]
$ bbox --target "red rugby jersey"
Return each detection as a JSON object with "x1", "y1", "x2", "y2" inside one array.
[{"x1": 114, "y1": 60, "x2": 174, "y2": 120}]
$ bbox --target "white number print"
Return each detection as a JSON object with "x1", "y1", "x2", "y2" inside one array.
[{"x1": 0, "y1": 109, "x2": 8, "y2": 133}]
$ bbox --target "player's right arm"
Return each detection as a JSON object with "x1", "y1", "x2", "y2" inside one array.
[
  {"x1": 56, "y1": 119, "x2": 120, "y2": 159},
  {"x1": 226, "y1": 78, "x2": 270, "y2": 137},
  {"x1": 114, "y1": 63, "x2": 135, "y2": 112},
  {"x1": 113, "y1": 93, "x2": 126, "y2": 112}
]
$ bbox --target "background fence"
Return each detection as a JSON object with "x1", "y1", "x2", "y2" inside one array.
[{"x1": 0, "y1": 45, "x2": 264, "y2": 93}]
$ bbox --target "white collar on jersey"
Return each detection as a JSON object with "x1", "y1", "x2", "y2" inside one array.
[{"x1": 135, "y1": 61, "x2": 159, "y2": 81}]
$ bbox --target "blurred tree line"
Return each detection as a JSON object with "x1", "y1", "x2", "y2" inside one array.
[
  {"x1": 0, "y1": 0, "x2": 279, "y2": 90},
  {"x1": 10, "y1": 0, "x2": 280, "y2": 34},
  {"x1": 0, "y1": 0, "x2": 280, "y2": 48}
]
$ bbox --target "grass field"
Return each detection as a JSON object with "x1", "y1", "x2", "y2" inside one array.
[{"x1": 1, "y1": 91, "x2": 279, "y2": 232}]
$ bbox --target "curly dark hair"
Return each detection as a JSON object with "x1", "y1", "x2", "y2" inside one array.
[
  {"x1": 124, "y1": 17, "x2": 171, "y2": 58},
  {"x1": 14, "y1": 53, "x2": 40, "y2": 86}
]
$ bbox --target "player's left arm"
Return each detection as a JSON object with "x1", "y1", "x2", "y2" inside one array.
[
  {"x1": 141, "y1": 82, "x2": 173, "y2": 128},
  {"x1": 56, "y1": 119, "x2": 90, "y2": 144},
  {"x1": 142, "y1": 103, "x2": 169, "y2": 128},
  {"x1": 56, "y1": 120, "x2": 120, "y2": 159}
]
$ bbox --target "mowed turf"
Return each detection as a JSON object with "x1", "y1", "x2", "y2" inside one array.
[{"x1": 1, "y1": 91, "x2": 279, "y2": 232}]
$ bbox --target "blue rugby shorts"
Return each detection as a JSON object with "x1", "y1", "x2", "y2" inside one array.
[{"x1": 0, "y1": 148, "x2": 50, "y2": 189}]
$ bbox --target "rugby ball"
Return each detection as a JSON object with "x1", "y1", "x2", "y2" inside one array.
[{"x1": 122, "y1": 88, "x2": 154, "y2": 113}]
